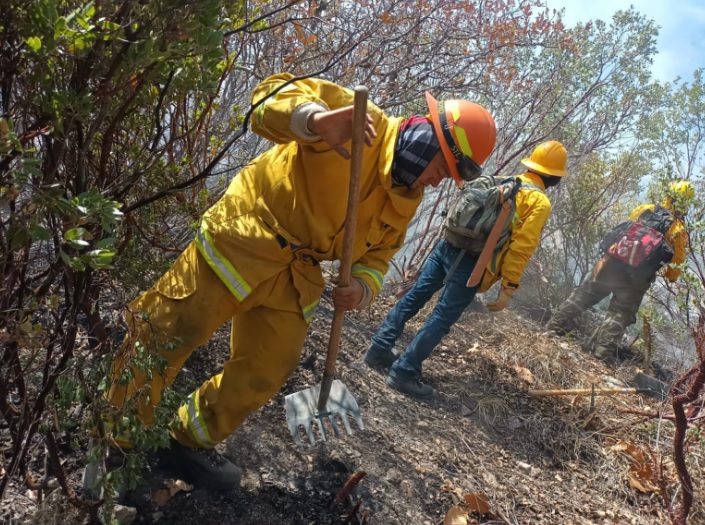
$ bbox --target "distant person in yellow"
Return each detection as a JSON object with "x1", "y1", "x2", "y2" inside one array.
[
  {"x1": 547, "y1": 181, "x2": 692, "y2": 364},
  {"x1": 95, "y1": 73, "x2": 497, "y2": 491},
  {"x1": 365, "y1": 141, "x2": 568, "y2": 398}
]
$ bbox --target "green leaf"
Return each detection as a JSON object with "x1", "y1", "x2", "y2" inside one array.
[
  {"x1": 95, "y1": 237, "x2": 117, "y2": 249},
  {"x1": 65, "y1": 227, "x2": 87, "y2": 241},
  {"x1": 68, "y1": 239, "x2": 89, "y2": 248},
  {"x1": 26, "y1": 36, "x2": 41, "y2": 52},
  {"x1": 31, "y1": 225, "x2": 51, "y2": 241}
]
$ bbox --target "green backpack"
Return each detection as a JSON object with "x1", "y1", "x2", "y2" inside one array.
[{"x1": 443, "y1": 174, "x2": 543, "y2": 286}]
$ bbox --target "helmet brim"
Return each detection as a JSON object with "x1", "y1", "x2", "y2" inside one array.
[
  {"x1": 425, "y1": 91, "x2": 464, "y2": 188},
  {"x1": 520, "y1": 158, "x2": 567, "y2": 177}
]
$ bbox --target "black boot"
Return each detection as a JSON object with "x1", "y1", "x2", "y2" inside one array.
[
  {"x1": 364, "y1": 345, "x2": 398, "y2": 369},
  {"x1": 386, "y1": 373, "x2": 433, "y2": 398},
  {"x1": 158, "y1": 438, "x2": 242, "y2": 491},
  {"x1": 594, "y1": 346, "x2": 619, "y2": 366}
]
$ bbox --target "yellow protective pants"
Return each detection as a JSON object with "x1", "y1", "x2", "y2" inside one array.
[{"x1": 107, "y1": 242, "x2": 309, "y2": 449}]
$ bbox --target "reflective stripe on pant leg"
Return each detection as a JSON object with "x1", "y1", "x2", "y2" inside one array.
[
  {"x1": 105, "y1": 243, "x2": 239, "y2": 443},
  {"x1": 195, "y1": 227, "x2": 252, "y2": 302},
  {"x1": 172, "y1": 269, "x2": 308, "y2": 448},
  {"x1": 180, "y1": 391, "x2": 218, "y2": 447}
]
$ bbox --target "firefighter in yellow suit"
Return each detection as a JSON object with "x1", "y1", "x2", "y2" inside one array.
[
  {"x1": 546, "y1": 180, "x2": 691, "y2": 363},
  {"x1": 99, "y1": 73, "x2": 497, "y2": 491}
]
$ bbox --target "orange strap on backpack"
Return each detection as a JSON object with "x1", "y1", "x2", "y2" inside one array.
[{"x1": 466, "y1": 198, "x2": 512, "y2": 288}]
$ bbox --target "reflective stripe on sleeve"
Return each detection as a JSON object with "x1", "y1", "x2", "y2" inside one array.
[
  {"x1": 303, "y1": 299, "x2": 319, "y2": 324},
  {"x1": 352, "y1": 264, "x2": 384, "y2": 290},
  {"x1": 256, "y1": 82, "x2": 298, "y2": 127}
]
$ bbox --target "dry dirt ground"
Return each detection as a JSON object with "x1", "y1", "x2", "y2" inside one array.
[{"x1": 3, "y1": 287, "x2": 703, "y2": 525}]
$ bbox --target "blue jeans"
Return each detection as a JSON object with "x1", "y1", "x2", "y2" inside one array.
[{"x1": 370, "y1": 240, "x2": 480, "y2": 377}]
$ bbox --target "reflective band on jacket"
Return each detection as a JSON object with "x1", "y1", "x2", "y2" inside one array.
[
  {"x1": 255, "y1": 100, "x2": 267, "y2": 127},
  {"x1": 195, "y1": 227, "x2": 252, "y2": 302},
  {"x1": 303, "y1": 299, "x2": 319, "y2": 324},
  {"x1": 256, "y1": 82, "x2": 298, "y2": 127},
  {"x1": 184, "y1": 392, "x2": 217, "y2": 447},
  {"x1": 352, "y1": 263, "x2": 384, "y2": 290},
  {"x1": 511, "y1": 211, "x2": 520, "y2": 227}
]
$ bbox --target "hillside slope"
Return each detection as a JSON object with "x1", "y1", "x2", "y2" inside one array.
[{"x1": 13, "y1": 289, "x2": 703, "y2": 525}]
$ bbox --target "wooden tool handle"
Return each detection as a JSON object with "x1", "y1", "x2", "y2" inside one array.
[
  {"x1": 318, "y1": 86, "x2": 368, "y2": 412},
  {"x1": 529, "y1": 387, "x2": 639, "y2": 397}
]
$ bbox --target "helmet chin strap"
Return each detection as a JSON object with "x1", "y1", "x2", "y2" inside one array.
[{"x1": 438, "y1": 110, "x2": 482, "y2": 181}]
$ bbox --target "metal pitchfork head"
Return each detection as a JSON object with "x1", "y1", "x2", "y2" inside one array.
[{"x1": 285, "y1": 379, "x2": 364, "y2": 448}]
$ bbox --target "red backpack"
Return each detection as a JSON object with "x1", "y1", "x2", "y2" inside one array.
[{"x1": 599, "y1": 206, "x2": 675, "y2": 279}]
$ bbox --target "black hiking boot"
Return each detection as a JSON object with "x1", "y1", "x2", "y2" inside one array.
[
  {"x1": 594, "y1": 347, "x2": 619, "y2": 366},
  {"x1": 386, "y1": 373, "x2": 433, "y2": 399},
  {"x1": 158, "y1": 438, "x2": 242, "y2": 491},
  {"x1": 544, "y1": 323, "x2": 569, "y2": 337},
  {"x1": 364, "y1": 345, "x2": 398, "y2": 369}
]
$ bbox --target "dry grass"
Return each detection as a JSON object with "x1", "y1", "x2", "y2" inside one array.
[
  {"x1": 455, "y1": 311, "x2": 705, "y2": 521},
  {"x1": 27, "y1": 490, "x2": 87, "y2": 525},
  {"x1": 444, "y1": 379, "x2": 483, "y2": 400},
  {"x1": 476, "y1": 395, "x2": 509, "y2": 427}
]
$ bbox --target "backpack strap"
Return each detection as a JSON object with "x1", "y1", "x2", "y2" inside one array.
[
  {"x1": 518, "y1": 181, "x2": 545, "y2": 193},
  {"x1": 466, "y1": 199, "x2": 513, "y2": 288},
  {"x1": 464, "y1": 178, "x2": 544, "y2": 288},
  {"x1": 637, "y1": 205, "x2": 675, "y2": 235},
  {"x1": 443, "y1": 248, "x2": 467, "y2": 286}
]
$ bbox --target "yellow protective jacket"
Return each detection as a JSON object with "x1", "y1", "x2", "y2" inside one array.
[
  {"x1": 479, "y1": 172, "x2": 552, "y2": 292},
  {"x1": 629, "y1": 201, "x2": 688, "y2": 282},
  {"x1": 197, "y1": 73, "x2": 424, "y2": 321}
]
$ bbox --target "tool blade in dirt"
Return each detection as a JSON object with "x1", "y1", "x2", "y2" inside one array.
[
  {"x1": 285, "y1": 379, "x2": 364, "y2": 448},
  {"x1": 633, "y1": 372, "x2": 669, "y2": 401}
]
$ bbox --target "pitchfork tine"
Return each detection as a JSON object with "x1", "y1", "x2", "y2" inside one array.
[
  {"x1": 328, "y1": 414, "x2": 341, "y2": 437},
  {"x1": 287, "y1": 419, "x2": 302, "y2": 448},
  {"x1": 305, "y1": 422, "x2": 317, "y2": 445},
  {"x1": 316, "y1": 417, "x2": 330, "y2": 442},
  {"x1": 339, "y1": 411, "x2": 353, "y2": 435}
]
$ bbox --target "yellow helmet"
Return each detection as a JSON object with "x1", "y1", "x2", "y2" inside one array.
[
  {"x1": 668, "y1": 180, "x2": 695, "y2": 200},
  {"x1": 666, "y1": 180, "x2": 695, "y2": 214},
  {"x1": 520, "y1": 141, "x2": 568, "y2": 177}
]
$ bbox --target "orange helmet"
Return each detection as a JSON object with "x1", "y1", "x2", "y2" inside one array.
[{"x1": 426, "y1": 91, "x2": 497, "y2": 187}]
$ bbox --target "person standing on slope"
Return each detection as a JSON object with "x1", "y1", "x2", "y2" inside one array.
[
  {"x1": 91, "y1": 73, "x2": 497, "y2": 493},
  {"x1": 365, "y1": 141, "x2": 568, "y2": 398}
]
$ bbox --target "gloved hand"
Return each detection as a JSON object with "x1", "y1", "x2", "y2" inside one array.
[{"x1": 486, "y1": 286, "x2": 516, "y2": 313}]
